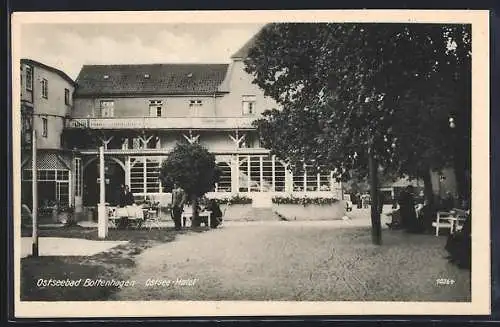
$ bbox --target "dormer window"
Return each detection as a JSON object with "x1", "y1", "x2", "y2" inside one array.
[
  {"x1": 242, "y1": 95, "x2": 256, "y2": 115},
  {"x1": 103, "y1": 75, "x2": 109, "y2": 79}
]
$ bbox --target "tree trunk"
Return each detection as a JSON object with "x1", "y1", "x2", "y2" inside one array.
[
  {"x1": 190, "y1": 196, "x2": 200, "y2": 228},
  {"x1": 369, "y1": 149, "x2": 382, "y2": 245},
  {"x1": 421, "y1": 168, "x2": 435, "y2": 208}
]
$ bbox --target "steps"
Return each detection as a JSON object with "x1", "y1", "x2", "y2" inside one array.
[
  {"x1": 224, "y1": 207, "x2": 281, "y2": 222},
  {"x1": 250, "y1": 208, "x2": 281, "y2": 221}
]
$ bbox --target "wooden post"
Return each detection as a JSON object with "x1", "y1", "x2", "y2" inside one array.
[
  {"x1": 303, "y1": 164, "x2": 307, "y2": 193},
  {"x1": 31, "y1": 128, "x2": 38, "y2": 257},
  {"x1": 259, "y1": 156, "x2": 263, "y2": 192},
  {"x1": 247, "y1": 155, "x2": 251, "y2": 192},
  {"x1": 369, "y1": 146, "x2": 382, "y2": 245},
  {"x1": 271, "y1": 155, "x2": 276, "y2": 192},
  {"x1": 97, "y1": 146, "x2": 107, "y2": 238}
]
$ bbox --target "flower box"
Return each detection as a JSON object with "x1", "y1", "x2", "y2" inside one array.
[{"x1": 272, "y1": 196, "x2": 344, "y2": 221}]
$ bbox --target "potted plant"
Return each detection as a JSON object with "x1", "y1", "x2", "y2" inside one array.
[{"x1": 58, "y1": 205, "x2": 76, "y2": 225}]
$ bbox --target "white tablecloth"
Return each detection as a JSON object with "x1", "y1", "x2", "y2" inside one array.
[{"x1": 116, "y1": 205, "x2": 144, "y2": 219}]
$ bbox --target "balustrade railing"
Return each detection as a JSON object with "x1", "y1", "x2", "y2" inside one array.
[{"x1": 66, "y1": 116, "x2": 256, "y2": 129}]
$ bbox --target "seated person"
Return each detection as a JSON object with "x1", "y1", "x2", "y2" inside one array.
[
  {"x1": 445, "y1": 213, "x2": 471, "y2": 269},
  {"x1": 417, "y1": 199, "x2": 435, "y2": 233},
  {"x1": 207, "y1": 199, "x2": 223, "y2": 228},
  {"x1": 386, "y1": 205, "x2": 402, "y2": 229}
]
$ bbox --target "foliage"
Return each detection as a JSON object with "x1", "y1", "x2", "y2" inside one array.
[
  {"x1": 272, "y1": 196, "x2": 339, "y2": 206},
  {"x1": 245, "y1": 23, "x2": 471, "y2": 193},
  {"x1": 57, "y1": 205, "x2": 74, "y2": 214},
  {"x1": 159, "y1": 143, "x2": 220, "y2": 227},
  {"x1": 160, "y1": 143, "x2": 220, "y2": 199},
  {"x1": 213, "y1": 195, "x2": 253, "y2": 205}
]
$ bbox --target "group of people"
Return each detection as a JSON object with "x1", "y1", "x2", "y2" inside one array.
[
  {"x1": 170, "y1": 183, "x2": 223, "y2": 231},
  {"x1": 386, "y1": 185, "x2": 429, "y2": 233},
  {"x1": 353, "y1": 192, "x2": 371, "y2": 209},
  {"x1": 385, "y1": 185, "x2": 471, "y2": 269}
]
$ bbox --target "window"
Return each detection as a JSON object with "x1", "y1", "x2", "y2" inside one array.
[
  {"x1": 64, "y1": 88, "x2": 70, "y2": 105},
  {"x1": 42, "y1": 117, "x2": 48, "y2": 137},
  {"x1": 189, "y1": 99, "x2": 203, "y2": 107},
  {"x1": 56, "y1": 182, "x2": 69, "y2": 206},
  {"x1": 149, "y1": 100, "x2": 163, "y2": 117},
  {"x1": 22, "y1": 169, "x2": 69, "y2": 181},
  {"x1": 25, "y1": 65, "x2": 33, "y2": 91},
  {"x1": 242, "y1": 95, "x2": 256, "y2": 115},
  {"x1": 129, "y1": 157, "x2": 163, "y2": 194},
  {"x1": 41, "y1": 78, "x2": 48, "y2": 98},
  {"x1": 100, "y1": 100, "x2": 114, "y2": 117},
  {"x1": 189, "y1": 100, "x2": 202, "y2": 116}
]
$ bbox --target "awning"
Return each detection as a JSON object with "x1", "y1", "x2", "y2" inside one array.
[{"x1": 22, "y1": 152, "x2": 71, "y2": 170}]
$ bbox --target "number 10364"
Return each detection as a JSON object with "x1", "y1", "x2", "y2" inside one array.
[{"x1": 436, "y1": 278, "x2": 455, "y2": 285}]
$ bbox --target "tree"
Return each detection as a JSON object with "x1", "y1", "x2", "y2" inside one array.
[
  {"x1": 245, "y1": 23, "x2": 471, "y2": 243},
  {"x1": 160, "y1": 143, "x2": 220, "y2": 227}
]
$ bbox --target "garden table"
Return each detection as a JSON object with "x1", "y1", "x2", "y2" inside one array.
[{"x1": 181, "y1": 210, "x2": 212, "y2": 227}]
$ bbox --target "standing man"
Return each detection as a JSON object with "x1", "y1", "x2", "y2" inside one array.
[
  {"x1": 398, "y1": 185, "x2": 417, "y2": 231},
  {"x1": 171, "y1": 182, "x2": 186, "y2": 230}
]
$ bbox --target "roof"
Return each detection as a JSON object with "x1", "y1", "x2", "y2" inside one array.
[
  {"x1": 230, "y1": 25, "x2": 269, "y2": 59},
  {"x1": 21, "y1": 152, "x2": 71, "y2": 170},
  {"x1": 21, "y1": 59, "x2": 76, "y2": 86},
  {"x1": 230, "y1": 30, "x2": 261, "y2": 60},
  {"x1": 74, "y1": 64, "x2": 229, "y2": 97}
]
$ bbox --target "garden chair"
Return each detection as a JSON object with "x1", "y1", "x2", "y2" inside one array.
[
  {"x1": 432, "y1": 211, "x2": 453, "y2": 236},
  {"x1": 451, "y1": 209, "x2": 469, "y2": 233},
  {"x1": 107, "y1": 206, "x2": 119, "y2": 228},
  {"x1": 432, "y1": 210, "x2": 467, "y2": 236},
  {"x1": 143, "y1": 207, "x2": 162, "y2": 230},
  {"x1": 21, "y1": 204, "x2": 33, "y2": 227},
  {"x1": 181, "y1": 205, "x2": 193, "y2": 227},
  {"x1": 218, "y1": 202, "x2": 230, "y2": 227}
]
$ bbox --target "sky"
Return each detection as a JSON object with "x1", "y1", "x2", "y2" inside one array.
[{"x1": 20, "y1": 23, "x2": 264, "y2": 80}]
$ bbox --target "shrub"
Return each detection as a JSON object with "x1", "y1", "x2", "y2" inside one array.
[
  {"x1": 213, "y1": 195, "x2": 252, "y2": 205},
  {"x1": 272, "y1": 196, "x2": 339, "y2": 206}
]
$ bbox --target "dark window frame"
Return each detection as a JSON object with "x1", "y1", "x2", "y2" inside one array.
[
  {"x1": 64, "y1": 88, "x2": 70, "y2": 105},
  {"x1": 41, "y1": 78, "x2": 48, "y2": 99},
  {"x1": 42, "y1": 117, "x2": 48, "y2": 137}
]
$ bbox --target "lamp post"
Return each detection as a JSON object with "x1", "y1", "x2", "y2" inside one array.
[
  {"x1": 97, "y1": 146, "x2": 108, "y2": 238},
  {"x1": 31, "y1": 128, "x2": 38, "y2": 257}
]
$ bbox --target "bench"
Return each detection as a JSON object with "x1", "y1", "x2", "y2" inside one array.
[{"x1": 432, "y1": 209, "x2": 468, "y2": 236}]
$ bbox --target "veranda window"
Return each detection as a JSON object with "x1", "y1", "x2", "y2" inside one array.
[
  {"x1": 22, "y1": 168, "x2": 70, "y2": 206},
  {"x1": 215, "y1": 162, "x2": 231, "y2": 192},
  {"x1": 129, "y1": 157, "x2": 163, "y2": 194}
]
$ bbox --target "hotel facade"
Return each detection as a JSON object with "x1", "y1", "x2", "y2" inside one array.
[{"x1": 20, "y1": 38, "x2": 343, "y2": 213}]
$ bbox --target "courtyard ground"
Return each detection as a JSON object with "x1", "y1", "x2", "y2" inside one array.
[
  {"x1": 113, "y1": 218, "x2": 471, "y2": 302},
  {"x1": 20, "y1": 206, "x2": 471, "y2": 302}
]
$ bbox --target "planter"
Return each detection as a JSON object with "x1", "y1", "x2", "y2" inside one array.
[{"x1": 272, "y1": 203, "x2": 345, "y2": 221}]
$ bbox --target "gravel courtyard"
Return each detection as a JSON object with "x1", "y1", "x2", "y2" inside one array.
[{"x1": 113, "y1": 216, "x2": 471, "y2": 302}]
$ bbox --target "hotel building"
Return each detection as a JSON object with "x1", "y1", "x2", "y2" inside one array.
[{"x1": 20, "y1": 37, "x2": 342, "y2": 213}]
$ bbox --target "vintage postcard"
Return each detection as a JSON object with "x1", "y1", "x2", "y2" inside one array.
[{"x1": 11, "y1": 10, "x2": 490, "y2": 318}]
